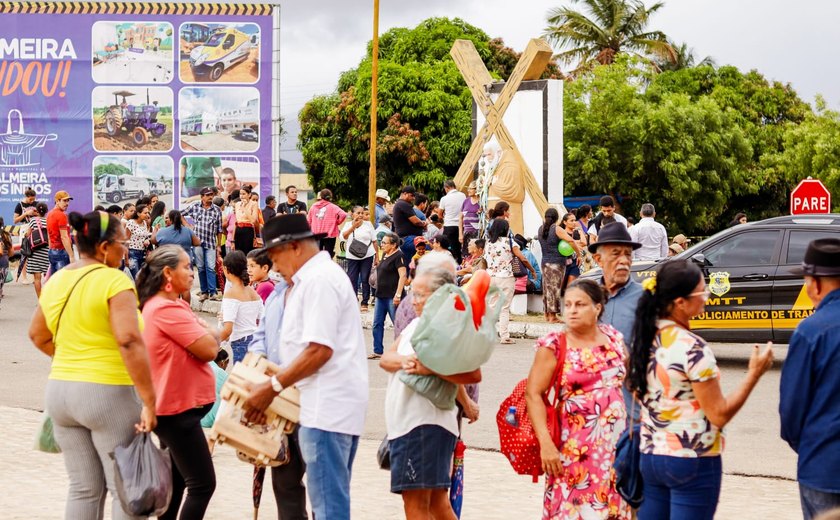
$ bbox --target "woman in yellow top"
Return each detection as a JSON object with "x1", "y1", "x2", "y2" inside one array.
[{"x1": 28, "y1": 210, "x2": 156, "y2": 520}]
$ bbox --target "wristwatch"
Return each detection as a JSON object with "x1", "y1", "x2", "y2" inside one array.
[{"x1": 270, "y1": 375, "x2": 283, "y2": 394}]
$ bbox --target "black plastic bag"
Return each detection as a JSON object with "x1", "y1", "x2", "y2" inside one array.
[
  {"x1": 110, "y1": 433, "x2": 173, "y2": 516},
  {"x1": 377, "y1": 435, "x2": 390, "y2": 470}
]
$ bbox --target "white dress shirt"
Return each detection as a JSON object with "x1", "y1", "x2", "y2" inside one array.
[
  {"x1": 630, "y1": 217, "x2": 668, "y2": 261},
  {"x1": 279, "y1": 251, "x2": 369, "y2": 435}
]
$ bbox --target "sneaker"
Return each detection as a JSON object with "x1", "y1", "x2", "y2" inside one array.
[
  {"x1": 210, "y1": 292, "x2": 223, "y2": 301},
  {"x1": 198, "y1": 293, "x2": 209, "y2": 302}
]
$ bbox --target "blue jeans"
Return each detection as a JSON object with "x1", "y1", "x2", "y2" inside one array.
[
  {"x1": 127, "y1": 249, "x2": 145, "y2": 279},
  {"x1": 372, "y1": 297, "x2": 396, "y2": 355},
  {"x1": 346, "y1": 256, "x2": 373, "y2": 303},
  {"x1": 638, "y1": 454, "x2": 722, "y2": 520},
  {"x1": 800, "y1": 484, "x2": 840, "y2": 520},
  {"x1": 193, "y1": 246, "x2": 217, "y2": 295},
  {"x1": 48, "y1": 249, "x2": 70, "y2": 275},
  {"x1": 230, "y1": 335, "x2": 252, "y2": 364},
  {"x1": 400, "y1": 234, "x2": 417, "y2": 264},
  {"x1": 298, "y1": 427, "x2": 359, "y2": 520}
]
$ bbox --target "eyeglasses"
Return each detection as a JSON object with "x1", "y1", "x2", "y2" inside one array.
[{"x1": 688, "y1": 289, "x2": 711, "y2": 300}]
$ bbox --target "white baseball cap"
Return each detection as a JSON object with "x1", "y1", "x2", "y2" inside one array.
[{"x1": 375, "y1": 188, "x2": 390, "y2": 202}]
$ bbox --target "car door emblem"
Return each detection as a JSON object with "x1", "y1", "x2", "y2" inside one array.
[{"x1": 709, "y1": 271, "x2": 731, "y2": 297}]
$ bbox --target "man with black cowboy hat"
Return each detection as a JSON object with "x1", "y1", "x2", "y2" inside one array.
[
  {"x1": 590, "y1": 222, "x2": 643, "y2": 419},
  {"x1": 780, "y1": 238, "x2": 840, "y2": 520},
  {"x1": 244, "y1": 214, "x2": 368, "y2": 520}
]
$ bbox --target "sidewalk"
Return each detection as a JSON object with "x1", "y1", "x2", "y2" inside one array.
[{"x1": 2, "y1": 406, "x2": 799, "y2": 519}]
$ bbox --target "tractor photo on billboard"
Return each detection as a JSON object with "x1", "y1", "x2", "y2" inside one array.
[{"x1": 104, "y1": 89, "x2": 167, "y2": 146}]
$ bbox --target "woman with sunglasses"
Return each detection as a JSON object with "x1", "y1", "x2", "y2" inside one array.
[{"x1": 627, "y1": 260, "x2": 774, "y2": 520}]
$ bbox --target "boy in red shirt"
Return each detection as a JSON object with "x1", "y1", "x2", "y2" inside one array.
[
  {"x1": 246, "y1": 249, "x2": 275, "y2": 302},
  {"x1": 46, "y1": 191, "x2": 75, "y2": 273}
]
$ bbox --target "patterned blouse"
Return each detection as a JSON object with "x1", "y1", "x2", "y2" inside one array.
[
  {"x1": 125, "y1": 219, "x2": 150, "y2": 251},
  {"x1": 484, "y1": 238, "x2": 514, "y2": 278},
  {"x1": 640, "y1": 320, "x2": 723, "y2": 458}
]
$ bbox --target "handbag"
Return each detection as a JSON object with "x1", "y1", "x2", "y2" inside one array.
[
  {"x1": 614, "y1": 400, "x2": 643, "y2": 508},
  {"x1": 348, "y1": 229, "x2": 370, "y2": 257},
  {"x1": 20, "y1": 235, "x2": 33, "y2": 257},
  {"x1": 497, "y1": 331, "x2": 567, "y2": 482},
  {"x1": 509, "y1": 237, "x2": 527, "y2": 278},
  {"x1": 368, "y1": 265, "x2": 377, "y2": 289},
  {"x1": 34, "y1": 265, "x2": 106, "y2": 454},
  {"x1": 376, "y1": 435, "x2": 390, "y2": 470}
]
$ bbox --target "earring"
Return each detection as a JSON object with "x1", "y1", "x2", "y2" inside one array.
[{"x1": 165, "y1": 277, "x2": 173, "y2": 292}]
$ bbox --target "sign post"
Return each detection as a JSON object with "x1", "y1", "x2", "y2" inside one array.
[{"x1": 790, "y1": 177, "x2": 832, "y2": 215}]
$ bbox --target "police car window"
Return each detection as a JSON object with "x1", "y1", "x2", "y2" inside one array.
[
  {"x1": 786, "y1": 231, "x2": 840, "y2": 265},
  {"x1": 703, "y1": 231, "x2": 779, "y2": 267}
]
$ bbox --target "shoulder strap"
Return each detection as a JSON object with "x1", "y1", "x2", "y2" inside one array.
[
  {"x1": 53, "y1": 266, "x2": 107, "y2": 342},
  {"x1": 549, "y1": 331, "x2": 568, "y2": 405}
]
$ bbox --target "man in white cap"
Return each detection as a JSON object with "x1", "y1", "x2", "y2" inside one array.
[{"x1": 374, "y1": 188, "x2": 390, "y2": 224}]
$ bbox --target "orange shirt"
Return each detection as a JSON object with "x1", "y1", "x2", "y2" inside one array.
[{"x1": 141, "y1": 295, "x2": 215, "y2": 416}]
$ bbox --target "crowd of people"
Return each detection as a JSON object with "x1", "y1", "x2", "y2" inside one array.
[{"x1": 2, "y1": 178, "x2": 837, "y2": 520}]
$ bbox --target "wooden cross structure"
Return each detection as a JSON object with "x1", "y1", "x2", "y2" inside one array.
[{"x1": 450, "y1": 38, "x2": 555, "y2": 217}]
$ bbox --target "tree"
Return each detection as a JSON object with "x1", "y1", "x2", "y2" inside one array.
[
  {"x1": 543, "y1": 0, "x2": 675, "y2": 76},
  {"x1": 776, "y1": 97, "x2": 840, "y2": 210},
  {"x1": 655, "y1": 41, "x2": 715, "y2": 72},
  {"x1": 564, "y1": 57, "x2": 754, "y2": 232},
  {"x1": 298, "y1": 18, "x2": 558, "y2": 207}
]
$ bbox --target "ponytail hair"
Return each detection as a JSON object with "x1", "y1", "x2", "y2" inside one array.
[
  {"x1": 540, "y1": 208, "x2": 559, "y2": 240},
  {"x1": 488, "y1": 200, "x2": 510, "y2": 220},
  {"x1": 168, "y1": 209, "x2": 183, "y2": 231},
  {"x1": 223, "y1": 250, "x2": 250, "y2": 285},
  {"x1": 627, "y1": 260, "x2": 704, "y2": 398},
  {"x1": 135, "y1": 245, "x2": 185, "y2": 309},
  {"x1": 68, "y1": 211, "x2": 122, "y2": 257}
]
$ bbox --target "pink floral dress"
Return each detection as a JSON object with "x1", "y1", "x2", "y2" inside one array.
[{"x1": 538, "y1": 325, "x2": 630, "y2": 520}]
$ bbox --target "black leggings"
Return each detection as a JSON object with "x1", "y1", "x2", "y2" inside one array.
[
  {"x1": 155, "y1": 405, "x2": 216, "y2": 520},
  {"x1": 234, "y1": 226, "x2": 255, "y2": 254}
]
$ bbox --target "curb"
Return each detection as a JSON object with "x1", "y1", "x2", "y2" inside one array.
[{"x1": 192, "y1": 298, "x2": 562, "y2": 340}]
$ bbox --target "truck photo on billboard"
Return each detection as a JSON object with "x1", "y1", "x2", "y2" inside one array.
[{"x1": 0, "y1": 2, "x2": 280, "y2": 220}]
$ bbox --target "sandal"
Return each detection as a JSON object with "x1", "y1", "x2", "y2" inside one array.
[
  {"x1": 367, "y1": 353, "x2": 381, "y2": 360},
  {"x1": 499, "y1": 338, "x2": 516, "y2": 345},
  {"x1": 360, "y1": 304, "x2": 369, "y2": 312}
]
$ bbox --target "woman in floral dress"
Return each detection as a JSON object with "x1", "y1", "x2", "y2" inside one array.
[{"x1": 526, "y1": 279, "x2": 630, "y2": 520}]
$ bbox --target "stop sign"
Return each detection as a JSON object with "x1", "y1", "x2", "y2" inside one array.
[{"x1": 791, "y1": 177, "x2": 832, "y2": 215}]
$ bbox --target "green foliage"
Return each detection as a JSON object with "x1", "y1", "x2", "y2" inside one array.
[
  {"x1": 775, "y1": 100, "x2": 840, "y2": 211},
  {"x1": 299, "y1": 17, "x2": 548, "y2": 207},
  {"x1": 564, "y1": 57, "x2": 755, "y2": 232}
]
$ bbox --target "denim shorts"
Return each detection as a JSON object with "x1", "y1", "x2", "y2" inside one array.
[
  {"x1": 230, "y1": 335, "x2": 253, "y2": 364},
  {"x1": 389, "y1": 424, "x2": 456, "y2": 493}
]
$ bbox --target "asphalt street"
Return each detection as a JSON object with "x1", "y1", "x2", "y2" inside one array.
[{"x1": 0, "y1": 279, "x2": 798, "y2": 481}]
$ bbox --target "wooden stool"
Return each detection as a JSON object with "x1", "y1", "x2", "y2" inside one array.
[{"x1": 210, "y1": 353, "x2": 301, "y2": 467}]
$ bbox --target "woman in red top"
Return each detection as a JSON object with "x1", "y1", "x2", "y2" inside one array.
[
  {"x1": 307, "y1": 188, "x2": 347, "y2": 258},
  {"x1": 136, "y1": 245, "x2": 220, "y2": 520}
]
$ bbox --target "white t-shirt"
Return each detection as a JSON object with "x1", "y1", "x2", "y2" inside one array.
[
  {"x1": 279, "y1": 252, "x2": 369, "y2": 435},
  {"x1": 384, "y1": 319, "x2": 459, "y2": 440},
  {"x1": 221, "y1": 298, "x2": 263, "y2": 341},
  {"x1": 440, "y1": 189, "x2": 466, "y2": 227},
  {"x1": 340, "y1": 221, "x2": 376, "y2": 260}
]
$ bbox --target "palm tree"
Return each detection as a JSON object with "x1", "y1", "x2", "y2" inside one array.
[
  {"x1": 657, "y1": 41, "x2": 716, "y2": 72},
  {"x1": 543, "y1": 0, "x2": 676, "y2": 76}
]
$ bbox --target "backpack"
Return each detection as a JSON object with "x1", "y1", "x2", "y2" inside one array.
[
  {"x1": 496, "y1": 332, "x2": 567, "y2": 482},
  {"x1": 29, "y1": 219, "x2": 48, "y2": 250}
]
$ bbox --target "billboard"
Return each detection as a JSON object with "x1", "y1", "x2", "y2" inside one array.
[{"x1": 0, "y1": 2, "x2": 275, "y2": 218}]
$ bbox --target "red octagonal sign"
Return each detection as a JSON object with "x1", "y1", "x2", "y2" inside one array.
[{"x1": 791, "y1": 177, "x2": 831, "y2": 215}]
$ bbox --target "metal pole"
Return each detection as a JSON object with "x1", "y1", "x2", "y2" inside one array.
[{"x1": 368, "y1": 0, "x2": 379, "y2": 224}]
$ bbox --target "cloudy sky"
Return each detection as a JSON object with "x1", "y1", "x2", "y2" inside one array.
[
  {"x1": 179, "y1": 86, "x2": 260, "y2": 118},
  {"x1": 278, "y1": 0, "x2": 840, "y2": 166}
]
